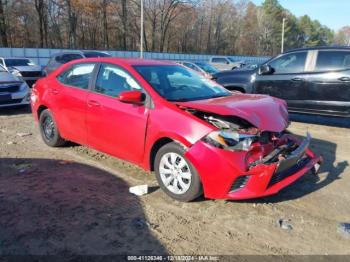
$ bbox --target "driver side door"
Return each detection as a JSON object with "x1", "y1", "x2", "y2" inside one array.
[
  {"x1": 254, "y1": 51, "x2": 309, "y2": 110},
  {"x1": 86, "y1": 63, "x2": 150, "y2": 164}
]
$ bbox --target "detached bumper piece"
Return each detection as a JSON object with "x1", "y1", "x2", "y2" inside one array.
[{"x1": 268, "y1": 156, "x2": 310, "y2": 187}]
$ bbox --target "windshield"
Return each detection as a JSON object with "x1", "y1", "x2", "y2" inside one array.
[
  {"x1": 195, "y1": 62, "x2": 219, "y2": 74},
  {"x1": 83, "y1": 51, "x2": 111, "y2": 58},
  {"x1": 5, "y1": 59, "x2": 35, "y2": 67},
  {"x1": 0, "y1": 65, "x2": 7, "y2": 72},
  {"x1": 133, "y1": 65, "x2": 231, "y2": 102}
]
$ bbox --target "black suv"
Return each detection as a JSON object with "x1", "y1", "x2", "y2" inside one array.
[{"x1": 213, "y1": 46, "x2": 350, "y2": 117}]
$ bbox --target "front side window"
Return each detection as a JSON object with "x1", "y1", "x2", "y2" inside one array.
[
  {"x1": 268, "y1": 52, "x2": 307, "y2": 74},
  {"x1": 315, "y1": 51, "x2": 350, "y2": 71},
  {"x1": 134, "y1": 65, "x2": 231, "y2": 102},
  {"x1": 57, "y1": 63, "x2": 95, "y2": 89},
  {"x1": 94, "y1": 64, "x2": 142, "y2": 97}
]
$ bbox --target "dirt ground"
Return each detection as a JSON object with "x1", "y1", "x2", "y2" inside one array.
[{"x1": 0, "y1": 106, "x2": 349, "y2": 256}]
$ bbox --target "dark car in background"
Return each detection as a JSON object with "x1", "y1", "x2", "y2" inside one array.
[
  {"x1": 213, "y1": 46, "x2": 350, "y2": 117},
  {"x1": 44, "y1": 50, "x2": 111, "y2": 75},
  {"x1": 0, "y1": 57, "x2": 44, "y2": 87}
]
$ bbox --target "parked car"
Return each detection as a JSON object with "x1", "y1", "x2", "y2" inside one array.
[
  {"x1": 209, "y1": 56, "x2": 245, "y2": 71},
  {"x1": 31, "y1": 58, "x2": 321, "y2": 201},
  {"x1": 44, "y1": 50, "x2": 111, "y2": 75},
  {"x1": 0, "y1": 64, "x2": 30, "y2": 108},
  {"x1": 177, "y1": 61, "x2": 219, "y2": 78},
  {"x1": 213, "y1": 46, "x2": 350, "y2": 117},
  {"x1": 0, "y1": 57, "x2": 44, "y2": 87}
]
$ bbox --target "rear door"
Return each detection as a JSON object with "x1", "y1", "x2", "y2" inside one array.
[
  {"x1": 254, "y1": 51, "x2": 308, "y2": 110},
  {"x1": 54, "y1": 62, "x2": 96, "y2": 144},
  {"x1": 86, "y1": 63, "x2": 149, "y2": 164},
  {"x1": 303, "y1": 50, "x2": 350, "y2": 116}
]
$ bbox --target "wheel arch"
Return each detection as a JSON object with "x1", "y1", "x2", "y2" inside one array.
[
  {"x1": 149, "y1": 136, "x2": 189, "y2": 171},
  {"x1": 37, "y1": 104, "x2": 49, "y2": 119}
]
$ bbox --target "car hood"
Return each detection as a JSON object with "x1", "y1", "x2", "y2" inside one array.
[
  {"x1": 10, "y1": 65, "x2": 42, "y2": 72},
  {"x1": 0, "y1": 71, "x2": 22, "y2": 83},
  {"x1": 176, "y1": 94, "x2": 289, "y2": 132}
]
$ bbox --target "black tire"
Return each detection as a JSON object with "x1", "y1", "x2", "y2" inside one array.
[
  {"x1": 154, "y1": 142, "x2": 203, "y2": 202},
  {"x1": 39, "y1": 109, "x2": 66, "y2": 147}
]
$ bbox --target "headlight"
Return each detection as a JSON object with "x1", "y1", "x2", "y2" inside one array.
[
  {"x1": 11, "y1": 69, "x2": 22, "y2": 78},
  {"x1": 203, "y1": 130, "x2": 257, "y2": 151},
  {"x1": 19, "y1": 82, "x2": 29, "y2": 91}
]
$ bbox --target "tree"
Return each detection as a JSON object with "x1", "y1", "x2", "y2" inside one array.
[
  {"x1": 335, "y1": 26, "x2": 350, "y2": 46},
  {"x1": 0, "y1": 0, "x2": 8, "y2": 47}
]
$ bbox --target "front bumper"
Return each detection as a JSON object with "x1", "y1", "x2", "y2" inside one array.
[
  {"x1": 185, "y1": 133, "x2": 322, "y2": 200},
  {"x1": 0, "y1": 89, "x2": 31, "y2": 108}
]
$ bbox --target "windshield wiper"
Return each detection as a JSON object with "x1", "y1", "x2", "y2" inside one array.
[{"x1": 167, "y1": 98, "x2": 193, "y2": 102}]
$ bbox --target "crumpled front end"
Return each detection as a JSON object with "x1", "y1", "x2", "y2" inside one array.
[{"x1": 184, "y1": 119, "x2": 322, "y2": 200}]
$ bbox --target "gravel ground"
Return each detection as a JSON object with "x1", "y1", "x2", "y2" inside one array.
[{"x1": 0, "y1": 106, "x2": 349, "y2": 256}]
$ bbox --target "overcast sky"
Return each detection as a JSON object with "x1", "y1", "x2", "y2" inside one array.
[{"x1": 251, "y1": 0, "x2": 350, "y2": 31}]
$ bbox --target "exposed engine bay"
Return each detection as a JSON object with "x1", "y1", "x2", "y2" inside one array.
[{"x1": 179, "y1": 106, "x2": 305, "y2": 170}]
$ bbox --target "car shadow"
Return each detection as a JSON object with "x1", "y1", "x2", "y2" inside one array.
[
  {"x1": 0, "y1": 105, "x2": 31, "y2": 116},
  {"x1": 290, "y1": 113, "x2": 350, "y2": 128},
  {"x1": 237, "y1": 135, "x2": 348, "y2": 204},
  {"x1": 0, "y1": 158, "x2": 167, "y2": 257}
]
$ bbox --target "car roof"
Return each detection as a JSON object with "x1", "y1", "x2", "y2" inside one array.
[
  {"x1": 50, "y1": 51, "x2": 84, "y2": 57},
  {"x1": 69, "y1": 57, "x2": 177, "y2": 66},
  {"x1": 284, "y1": 46, "x2": 350, "y2": 54}
]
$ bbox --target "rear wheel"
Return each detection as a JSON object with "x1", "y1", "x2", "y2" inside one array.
[
  {"x1": 155, "y1": 142, "x2": 202, "y2": 202},
  {"x1": 39, "y1": 109, "x2": 66, "y2": 147}
]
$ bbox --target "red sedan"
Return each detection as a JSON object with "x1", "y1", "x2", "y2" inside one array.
[{"x1": 31, "y1": 58, "x2": 322, "y2": 201}]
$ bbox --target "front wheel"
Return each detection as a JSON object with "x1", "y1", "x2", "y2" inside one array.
[{"x1": 154, "y1": 142, "x2": 202, "y2": 202}]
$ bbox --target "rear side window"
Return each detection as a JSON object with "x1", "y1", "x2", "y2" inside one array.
[
  {"x1": 57, "y1": 63, "x2": 95, "y2": 89},
  {"x1": 211, "y1": 58, "x2": 228, "y2": 63},
  {"x1": 268, "y1": 52, "x2": 307, "y2": 74},
  {"x1": 315, "y1": 51, "x2": 350, "y2": 71}
]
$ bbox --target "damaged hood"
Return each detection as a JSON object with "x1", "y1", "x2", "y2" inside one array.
[{"x1": 176, "y1": 93, "x2": 289, "y2": 132}]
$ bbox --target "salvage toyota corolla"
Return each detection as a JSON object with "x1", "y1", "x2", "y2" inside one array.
[{"x1": 31, "y1": 58, "x2": 322, "y2": 202}]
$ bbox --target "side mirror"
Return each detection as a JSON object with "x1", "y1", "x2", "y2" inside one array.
[
  {"x1": 226, "y1": 61, "x2": 230, "y2": 64},
  {"x1": 258, "y1": 64, "x2": 274, "y2": 75},
  {"x1": 118, "y1": 90, "x2": 145, "y2": 104}
]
